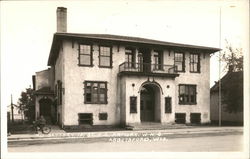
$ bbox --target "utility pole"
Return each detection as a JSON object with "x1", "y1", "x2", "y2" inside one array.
[
  {"x1": 218, "y1": 6, "x2": 222, "y2": 127},
  {"x1": 11, "y1": 94, "x2": 14, "y2": 123}
]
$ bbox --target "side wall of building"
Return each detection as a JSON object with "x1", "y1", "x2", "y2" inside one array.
[
  {"x1": 63, "y1": 40, "x2": 124, "y2": 126},
  {"x1": 175, "y1": 52, "x2": 211, "y2": 123}
]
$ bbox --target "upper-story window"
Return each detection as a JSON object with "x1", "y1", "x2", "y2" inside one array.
[
  {"x1": 125, "y1": 48, "x2": 135, "y2": 68},
  {"x1": 84, "y1": 81, "x2": 107, "y2": 104},
  {"x1": 79, "y1": 44, "x2": 93, "y2": 66},
  {"x1": 190, "y1": 53, "x2": 200, "y2": 73},
  {"x1": 153, "y1": 50, "x2": 163, "y2": 70},
  {"x1": 174, "y1": 52, "x2": 185, "y2": 72},
  {"x1": 179, "y1": 84, "x2": 197, "y2": 105},
  {"x1": 99, "y1": 46, "x2": 112, "y2": 68}
]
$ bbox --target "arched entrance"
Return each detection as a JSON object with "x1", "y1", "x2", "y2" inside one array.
[
  {"x1": 140, "y1": 84, "x2": 161, "y2": 122},
  {"x1": 39, "y1": 98, "x2": 53, "y2": 124}
]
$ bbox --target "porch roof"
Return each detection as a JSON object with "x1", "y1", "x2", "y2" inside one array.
[
  {"x1": 34, "y1": 87, "x2": 54, "y2": 95},
  {"x1": 48, "y1": 32, "x2": 221, "y2": 66}
]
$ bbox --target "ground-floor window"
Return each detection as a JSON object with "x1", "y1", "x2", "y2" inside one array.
[
  {"x1": 84, "y1": 81, "x2": 107, "y2": 104},
  {"x1": 130, "y1": 96, "x2": 137, "y2": 113},
  {"x1": 179, "y1": 84, "x2": 197, "y2": 105},
  {"x1": 190, "y1": 113, "x2": 201, "y2": 124},
  {"x1": 175, "y1": 113, "x2": 186, "y2": 124},
  {"x1": 165, "y1": 97, "x2": 172, "y2": 113},
  {"x1": 99, "y1": 113, "x2": 108, "y2": 120},
  {"x1": 78, "y1": 113, "x2": 93, "y2": 125}
]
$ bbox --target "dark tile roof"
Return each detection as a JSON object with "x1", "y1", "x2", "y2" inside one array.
[{"x1": 48, "y1": 32, "x2": 221, "y2": 66}]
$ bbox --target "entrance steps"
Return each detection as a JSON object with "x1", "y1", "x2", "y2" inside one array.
[{"x1": 126, "y1": 122, "x2": 190, "y2": 130}]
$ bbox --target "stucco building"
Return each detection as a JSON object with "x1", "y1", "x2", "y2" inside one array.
[{"x1": 33, "y1": 7, "x2": 220, "y2": 128}]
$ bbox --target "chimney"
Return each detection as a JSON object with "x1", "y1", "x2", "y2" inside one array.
[{"x1": 56, "y1": 7, "x2": 67, "y2": 32}]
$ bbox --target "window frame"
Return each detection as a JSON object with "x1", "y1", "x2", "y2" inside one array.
[
  {"x1": 130, "y1": 96, "x2": 137, "y2": 113},
  {"x1": 57, "y1": 80, "x2": 63, "y2": 105},
  {"x1": 99, "y1": 113, "x2": 108, "y2": 120},
  {"x1": 174, "y1": 52, "x2": 185, "y2": 72},
  {"x1": 125, "y1": 47, "x2": 136, "y2": 68},
  {"x1": 178, "y1": 84, "x2": 197, "y2": 105},
  {"x1": 153, "y1": 50, "x2": 163, "y2": 70},
  {"x1": 78, "y1": 43, "x2": 93, "y2": 67},
  {"x1": 165, "y1": 97, "x2": 172, "y2": 113},
  {"x1": 99, "y1": 45, "x2": 112, "y2": 68},
  {"x1": 190, "y1": 53, "x2": 200, "y2": 73},
  {"x1": 84, "y1": 81, "x2": 108, "y2": 104}
]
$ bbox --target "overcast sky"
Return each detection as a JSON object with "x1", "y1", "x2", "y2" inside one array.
[{"x1": 1, "y1": 0, "x2": 248, "y2": 108}]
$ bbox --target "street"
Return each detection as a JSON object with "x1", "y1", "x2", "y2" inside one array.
[{"x1": 8, "y1": 134, "x2": 243, "y2": 152}]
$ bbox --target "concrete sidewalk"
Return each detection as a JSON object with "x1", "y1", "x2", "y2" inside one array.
[{"x1": 8, "y1": 126, "x2": 243, "y2": 142}]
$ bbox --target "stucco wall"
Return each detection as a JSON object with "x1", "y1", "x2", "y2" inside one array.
[
  {"x1": 57, "y1": 39, "x2": 211, "y2": 126},
  {"x1": 54, "y1": 46, "x2": 64, "y2": 125},
  {"x1": 63, "y1": 40, "x2": 124, "y2": 126},
  {"x1": 174, "y1": 52, "x2": 211, "y2": 123}
]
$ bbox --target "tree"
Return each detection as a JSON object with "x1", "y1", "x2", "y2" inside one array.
[
  {"x1": 220, "y1": 40, "x2": 243, "y2": 113},
  {"x1": 18, "y1": 88, "x2": 35, "y2": 122},
  {"x1": 220, "y1": 40, "x2": 243, "y2": 72}
]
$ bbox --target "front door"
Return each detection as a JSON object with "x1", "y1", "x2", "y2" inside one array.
[{"x1": 140, "y1": 85, "x2": 155, "y2": 122}]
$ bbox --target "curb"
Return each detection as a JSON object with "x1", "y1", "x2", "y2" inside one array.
[{"x1": 8, "y1": 128, "x2": 243, "y2": 142}]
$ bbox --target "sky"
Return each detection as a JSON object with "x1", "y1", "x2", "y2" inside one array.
[{"x1": 1, "y1": 0, "x2": 248, "y2": 108}]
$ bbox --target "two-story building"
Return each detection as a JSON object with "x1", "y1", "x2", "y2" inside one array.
[{"x1": 33, "y1": 7, "x2": 220, "y2": 128}]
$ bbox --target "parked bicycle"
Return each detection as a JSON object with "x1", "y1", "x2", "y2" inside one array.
[{"x1": 32, "y1": 115, "x2": 51, "y2": 134}]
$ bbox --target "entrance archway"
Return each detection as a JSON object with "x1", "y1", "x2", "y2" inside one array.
[
  {"x1": 39, "y1": 98, "x2": 53, "y2": 124},
  {"x1": 140, "y1": 84, "x2": 161, "y2": 122}
]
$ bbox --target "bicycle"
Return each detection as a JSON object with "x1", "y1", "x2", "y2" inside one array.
[{"x1": 32, "y1": 121, "x2": 51, "y2": 134}]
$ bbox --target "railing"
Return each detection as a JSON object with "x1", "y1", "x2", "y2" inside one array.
[{"x1": 119, "y1": 62, "x2": 177, "y2": 74}]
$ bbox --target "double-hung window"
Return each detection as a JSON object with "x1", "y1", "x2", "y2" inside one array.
[
  {"x1": 99, "y1": 46, "x2": 112, "y2": 68},
  {"x1": 153, "y1": 50, "x2": 163, "y2": 70},
  {"x1": 79, "y1": 44, "x2": 92, "y2": 66},
  {"x1": 174, "y1": 52, "x2": 185, "y2": 72},
  {"x1": 190, "y1": 53, "x2": 200, "y2": 73},
  {"x1": 125, "y1": 48, "x2": 135, "y2": 68},
  {"x1": 84, "y1": 81, "x2": 107, "y2": 104},
  {"x1": 179, "y1": 84, "x2": 197, "y2": 104}
]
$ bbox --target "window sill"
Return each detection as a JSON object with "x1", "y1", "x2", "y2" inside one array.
[
  {"x1": 179, "y1": 102, "x2": 197, "y2": 105},
  {"x1": 78, "y1": 64, "x2": 94, "y2": 67},
  {"x1": 190, "y1": 71, "x2": 200, "y2": 73},
  {"x1": 99, "y1": 66, "x2": 113, "y2": 69},
  {"x1": 84, "y1": 102, "x2": 108, "y2": 105}
]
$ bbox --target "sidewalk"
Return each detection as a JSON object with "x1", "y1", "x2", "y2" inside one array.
[{"x1": 8, "y1": 126, "x2": 243, "y2": 142}]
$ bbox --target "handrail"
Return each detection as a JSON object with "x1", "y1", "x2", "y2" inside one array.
[{"x1": 119, "y1": 62, "x2": 177, "y2": 74}]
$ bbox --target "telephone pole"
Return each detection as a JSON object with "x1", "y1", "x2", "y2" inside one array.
[{"x1": 11, "y1": 94, "x2": 14, "y2": 123}]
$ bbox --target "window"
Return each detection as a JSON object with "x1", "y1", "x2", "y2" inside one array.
[
  {"x1": 84, "y1": 81, "x2": 107, "y2": 104},
  {"x1": 79, "y1": 44, "x2": 92, "y2": 66},
  {"x1": 130, "y1": 96, "x2": 137, "y2": 113},
  {"x1": 99, "y1": 46, "x2": 112, "y2": 67},
  {"x1": 99, "y1": 113, "x2": 108, "y2": 120},
  {"x1": 174, "y1": 52, "x2": 185, "y2": 72},
  {"x1": 165, "y1": 97, "x2": 172, "y2": 113},
  {"x1": 179, "y1": 84, "x2": 197, "y2": 104},
  {"x1": 175, "y1": 113, "x2": 186, "y2": 124},
  {"x1": 190, "y1": 53, "x2": 200, "y2": 72},
  {"x1": 125, "y1": 48, "x2": 135, "y2": 68},
  {"x1": 57, "y1": 81, "x2": 62, "y2": 105},
  {"x1": 153, "y1": 50, "x2": 163, "y2": 70},
  {"x1": 78, "y1": 113, "x2": 93, "y2": 125},
  {"x1": 190, "y1": 113, "x2": 201, "y2": 124}
]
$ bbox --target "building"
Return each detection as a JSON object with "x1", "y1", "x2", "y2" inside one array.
[
  {"x1": 210, "y1": 69, "x2": 243, "y2": 125},
  {"x1": 33, "y1": 7, "x2": 220, "y2": 128}
]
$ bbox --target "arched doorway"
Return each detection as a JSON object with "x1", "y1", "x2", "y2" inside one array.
[
  {"x1": 140, "y1": 84, "x2": 161, "y2": 122},
  {"x1": 39, "y1": 98, "x2": 53, "y2": 124}
]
